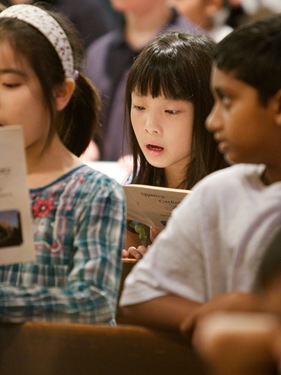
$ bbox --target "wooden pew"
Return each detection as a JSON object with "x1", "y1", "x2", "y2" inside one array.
[{"x1": 0, "y1": 321, "x2": 207, "y2": 375}]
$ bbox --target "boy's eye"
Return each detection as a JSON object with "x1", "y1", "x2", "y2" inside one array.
[
  {"x1": 221, "y1": 96, "x2": 231, "y2": 107},
  {"x1": 214, "y1": 89, "x2": 232, "y2": 108}
]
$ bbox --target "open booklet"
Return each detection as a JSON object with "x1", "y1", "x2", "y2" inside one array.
[
  {"x1": 0, "y1": 126, "x2": 35, "y2": 265},
  {"x1": 123, "y1": 184, "x2": 190, "y2": 230}
]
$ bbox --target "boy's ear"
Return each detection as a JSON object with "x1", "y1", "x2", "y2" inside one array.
[
  {"x1": 273, "y1": 89, "x2": 281, "y2": 127},
  {"x1": 53, "y1": 78, "x2": 76, "y2": 111}
]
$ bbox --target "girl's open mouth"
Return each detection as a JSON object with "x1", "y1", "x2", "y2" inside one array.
[{"x1": 146, "y1": 144, "x2": 164, "y2": 151}]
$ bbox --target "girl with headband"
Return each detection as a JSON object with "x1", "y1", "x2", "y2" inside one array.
[{"x1": 0, "y1": 4, "x2": 126, "y2": 323}]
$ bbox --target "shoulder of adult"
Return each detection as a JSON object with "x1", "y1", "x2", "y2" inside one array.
[
  {"x1": 84, "y1": 30, "x2": 120, "y2": 75},
  {"x1": 86, "y1": 29, "x2": 122, "y2": 55}
]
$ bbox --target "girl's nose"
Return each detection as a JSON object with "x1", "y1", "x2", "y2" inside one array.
[
  {"x1": 144, "y1": 127, "x2": 159, "y2": 134},
  {"x1": 144, "y1": 113, "x2": 161, "y2": 134}
]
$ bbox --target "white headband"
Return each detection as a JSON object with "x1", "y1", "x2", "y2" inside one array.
[{"x1": 0, "y1": 4, "x2": 74, "y2": 78}]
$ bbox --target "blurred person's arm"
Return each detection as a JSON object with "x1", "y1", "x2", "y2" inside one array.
[{"x1": 193, "y1": 312, "x2": 279, "y2": 375}]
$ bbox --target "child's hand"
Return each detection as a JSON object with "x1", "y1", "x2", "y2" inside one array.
[
  {"x1": 122, "y1": 245, "x2": 150, "y2": 259},
  {"x1": 150, "y1": 225, "x2": 161, "y2": 242},
  {"x1": 121, "y1": 226, "x2": 160, "y2": 259}
]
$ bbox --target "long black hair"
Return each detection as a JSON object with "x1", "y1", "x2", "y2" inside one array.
[{"x1": 125, "y1": 31, "x2": 228, "y2": 189}]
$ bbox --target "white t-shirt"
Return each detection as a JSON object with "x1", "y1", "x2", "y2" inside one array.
[{"x1": 120, "y1": 164, "x2": 281, "y2": 306}]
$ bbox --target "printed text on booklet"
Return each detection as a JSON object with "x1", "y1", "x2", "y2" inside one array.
[{"x1": 123, "y1": 184, "x2": 190, "y2": 229}]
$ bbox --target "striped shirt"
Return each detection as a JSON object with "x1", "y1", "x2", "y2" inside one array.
[{"x1": 0, "y1": 165, "x2": 126, "y2": 324}]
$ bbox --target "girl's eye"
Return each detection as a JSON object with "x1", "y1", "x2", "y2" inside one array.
[
  {"x1": 2, "y1": 83, "x2": 20, "y2": 88},
  {"x1": 133, "y1": 105, "x2": 145, "y2": 111},
  {"x1": 165, "y1": 109, "x2": 178, "y2": 115}
]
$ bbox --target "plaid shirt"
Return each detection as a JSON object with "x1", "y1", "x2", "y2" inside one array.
[{"x1": 0, "y1": 165, "x2": 126, "y2": 324}]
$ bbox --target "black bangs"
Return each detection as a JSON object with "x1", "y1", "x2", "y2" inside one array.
[
  {"x1": 129, "y1": 45, "x2": 193, "y2": 101},
  {"x1": 134, "y1": 68, "x2": 187, "y2": 100}
]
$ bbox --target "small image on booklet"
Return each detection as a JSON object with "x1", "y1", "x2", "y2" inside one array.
[
  {"x1": 0, "y1": 126, "x2": 35, "y2": 265},
  {"x1": 123, "y1": 184, "x2": 190, "y2": 229},
  {"x1": 0, "y1": 210, "x2": 23, "y2": 248}
]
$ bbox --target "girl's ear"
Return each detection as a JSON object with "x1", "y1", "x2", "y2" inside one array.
[{"x1": 53, "y1": 78, "x2": 76, "y2": 111}]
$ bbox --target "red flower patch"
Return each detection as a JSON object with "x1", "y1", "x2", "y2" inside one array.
[{"x1": 32, "y1": 198, "x2": 56, "y2": 218}]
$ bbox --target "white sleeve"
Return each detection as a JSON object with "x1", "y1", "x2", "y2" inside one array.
[{"x1": 120, "y1": 164, "x2": 268, "y2": 307}]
